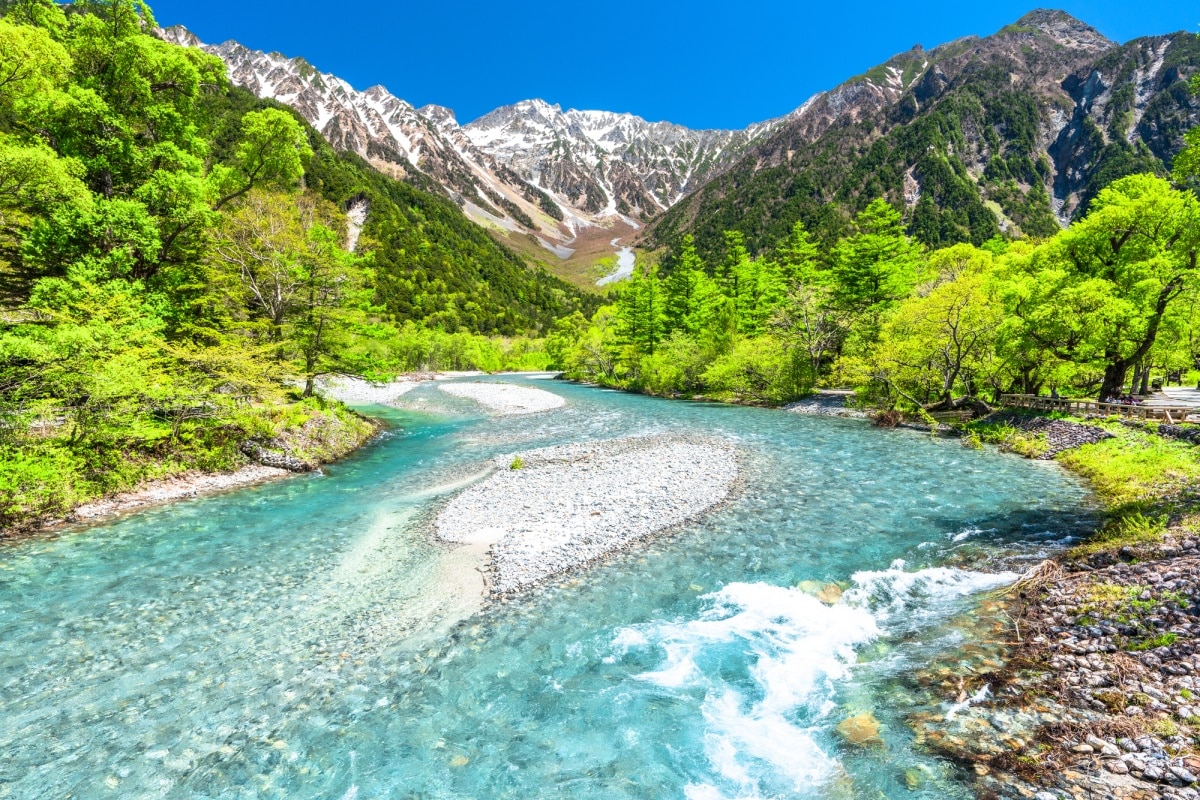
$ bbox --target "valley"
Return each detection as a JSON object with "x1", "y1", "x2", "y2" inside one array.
[{"x1": 1, "y1": 3, "x2": 1200, "y2": 800}]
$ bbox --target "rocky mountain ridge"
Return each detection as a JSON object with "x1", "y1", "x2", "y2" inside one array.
[
  {"x1": 645, "y1": 9, "x2": 1200, "y2": 259},
  {"x1": 161, "y1": 10, "x2": 1199, "y2": 280},
  {"x1": 158, "y1": 25, "x2": 798, "y2": 269}
]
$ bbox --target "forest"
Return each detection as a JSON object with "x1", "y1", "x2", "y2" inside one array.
[
  {"x1": 555, "y1": 105, "x2": 1200, "y2": 410},
  {"x1": 0, "y1": 0, "x2": 1197, "y2": 531},
  {"x1": 0, "y1": 0, "x2": 580, "y2": 528}
]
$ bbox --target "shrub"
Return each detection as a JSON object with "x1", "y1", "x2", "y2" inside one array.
[{"x1": 702, "y1": 336, "x2": 812, "y2": 405}]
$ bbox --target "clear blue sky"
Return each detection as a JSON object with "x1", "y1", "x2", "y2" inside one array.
[{"x1": 149, "y1": 1, "x2": 1197, "y2": 130}]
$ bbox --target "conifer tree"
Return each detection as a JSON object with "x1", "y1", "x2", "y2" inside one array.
[
  {"x1": 664, "y1": 234, "x2": 720, "y2": 336},
  {"x1": 615, "y1": 264, "x2": 666, "y2": 356},
  {"x1": 777, "y1": 220, "x2": 824, "y2": 288},
  {"x1": 832, "y1": 199, "x2": 923, "y2": 339}
]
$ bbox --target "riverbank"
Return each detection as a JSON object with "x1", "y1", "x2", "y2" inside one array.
[
  {"x1": 2, "y1": 398, "x2": 380, "y2": 539},
  {"x1": 909, "y1": 413, "x2": 1200, "y2": 799}
]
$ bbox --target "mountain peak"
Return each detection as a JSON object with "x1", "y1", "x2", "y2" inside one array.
[
  {"x1": 1006, "y1": 9, "x2": 1114, "y2": 51},
  {"x1": 157, "y1": 24, "x2": 203, "y2": 49}
]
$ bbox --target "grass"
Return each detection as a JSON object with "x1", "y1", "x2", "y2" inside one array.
[
  {"x1": 967, "y1": 413, "x2": 1200, "y2": 557},
  {"x1": 1129, "y1": 633, "x2": 1179, "y2": 652},
  {"x1": 1072, "y1": 513, "x2": 1170, "y2": 557},
  {"x1": 510, "y1": 456, "x2": 525, "y2": 471},
  {"x1": 964, "y1": 420, "x2": 1050, "y2": 458},
  {"x1": 1044, "y1": 427, "x2": 1200, "y2": 557}
]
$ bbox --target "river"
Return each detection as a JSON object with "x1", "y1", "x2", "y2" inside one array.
[{"x1": 0, "y1": 377, "x2": 1094, "y2": 799}]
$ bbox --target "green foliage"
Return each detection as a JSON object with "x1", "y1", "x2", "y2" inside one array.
[
  {"x1": 0, "y1": 1, "x2": 582, "y2": 531},
  {"x1": 701, "y1": 336, "x2": 811, "y2": 404}
]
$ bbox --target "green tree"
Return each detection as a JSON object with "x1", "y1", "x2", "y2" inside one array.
[
  {"x1": 831, "y1": 199, "x2": 923, "y2": 336},
  {"x1": 615, "y1": 263, "x2": 666, "y2": 357},
  {"x1": 1008, "y1": 175, "x2": 1200, "y2": 400},
  {"x1": 663, "y1": 234, "x2": 720, "y2": 337},
  {"x1": 294, "y1": 222, "x2": 368, "y2": 396},
  {"x1": 869, "y1": 244, "x2": 1002, "y2": 406},
  {"x1": 210, "y1": 108, "x2": 313, "y2": 209},
  {"x1": 776, "y1": 220, "x2": 824, "y2": 288},
  {"x1": 1174, "y1": 75, "x2": 1200, "y2": 185}
]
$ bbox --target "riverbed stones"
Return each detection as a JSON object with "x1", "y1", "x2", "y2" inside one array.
[
  {"x1": 435, "y1": 435, "x2": 739, "y2": 594},
  {"x1": 911, "y1": 532, "x2": 1200, "y2": 800},
  {"x1": 836, "y1": 712, "x2": 882, "y2": 746},
  {"x1": 978, "y1": 411, "x2": 1115, "y2": 458},
  {"x1": 315, "y1": 375, "x2": 426, "y2": 405},
  {"x1": 784, "y1": 391, "x2": 870, "y2": 419}
]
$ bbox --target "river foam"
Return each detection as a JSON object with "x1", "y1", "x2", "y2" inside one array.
[{"x1": 611, "y1": 563, "x2": 1019, "y2": 799}]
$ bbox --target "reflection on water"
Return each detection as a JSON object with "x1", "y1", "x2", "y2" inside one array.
[{"x1": 0, "y1": 379, "x2": 1094, "y2": 799}]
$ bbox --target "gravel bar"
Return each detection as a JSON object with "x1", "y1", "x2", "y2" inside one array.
[
  {"x1": 438, "y1": 382, "x2": 566, "y2": 415},
  {"x1": 435, "y1": 436, "x2": 739, "y2": 594},
  {"x1": 315, "y1": 376, "x2": 424, "y2": 405}
]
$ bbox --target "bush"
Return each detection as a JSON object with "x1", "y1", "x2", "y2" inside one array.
[
  {"x1": 702, "y1": 337, "x2": 812, "y2": 404},
  {"x1": 0, "y1": 446, "x2": 79, "y2": 529},
  {"x1": 636, "y1": 333, "x2": 710, "y2": 396}
]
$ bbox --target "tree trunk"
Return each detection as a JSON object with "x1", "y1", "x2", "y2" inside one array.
[
  {"x1": 1139, "y1": 366, "x2": 1151, "y2": 395},
  {"x1": 1099, "y1": 361, "x2": 1128, "y2": 401}
]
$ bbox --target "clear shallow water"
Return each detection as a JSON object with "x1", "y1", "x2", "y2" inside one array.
[{"x1": 0, "y1": 379, "x2": 1095, "y2": 800}]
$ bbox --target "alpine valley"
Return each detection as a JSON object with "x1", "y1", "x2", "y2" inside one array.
[
  {"x1": 8, "y1": 4, "x2": 1200, "y2": 800},
  {"x1": 161, "y1": 10, "x2": 1199, "y2": 274}
]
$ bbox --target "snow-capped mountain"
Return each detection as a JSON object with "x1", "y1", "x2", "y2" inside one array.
[
  {"x1": 157, "y1": 25, "x2": 798, "y2": 255},
  {"x1": 462, "y1": 100, "x2": 792, "y2": 218}
]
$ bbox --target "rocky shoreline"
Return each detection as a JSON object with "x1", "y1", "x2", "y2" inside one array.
[
  {"x1": 785, "y1": 390, "x2": 871, "y2": 418},
  {"x1": 9, "y1": 465, "x2": 293, "y2": 537},
  {"x1": 910, "y1": 538, "x2": 1200, "y2": 800},
  {"x1": 435, "y1": 435, "x2": 740, "y2": 595},
  {"x1": 901, "y1": 412, "x2": 1200, "y2": 800}
]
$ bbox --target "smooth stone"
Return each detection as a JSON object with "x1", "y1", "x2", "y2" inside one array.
[{"x1": 836, "y1": 712, "x2": 882, "y2": 747}]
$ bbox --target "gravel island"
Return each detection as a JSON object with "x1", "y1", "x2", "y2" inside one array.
[
  {"x1": 438, "y1": 382, "x2": 566, "y2": 415},
  {"x1": 436, "y1": 436, "x2": 739, "y2": 594}
]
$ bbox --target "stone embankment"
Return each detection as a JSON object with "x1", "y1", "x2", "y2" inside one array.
[
  {"x1": 1119, "y1": 419, "x2": 1200, "y2": 446},
  {"x1": 435, "y1": 436, "x2": 739, "y2": 594},
  {"x1": 981, "y1": 410, "x2": 1116, "y2": 458}
]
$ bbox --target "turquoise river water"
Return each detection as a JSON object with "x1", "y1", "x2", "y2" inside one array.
[{"x1": 0, "y1": 378, "x2": 1096, "y2": 799}]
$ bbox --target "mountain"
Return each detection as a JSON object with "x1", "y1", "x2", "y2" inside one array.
[
  {"x1": 158, "y1": 26, "x2": 794, "y2": 280},
  {"x1": 462, "y1": 100, "x2": 787, "y2": 218},
  {"x1": 197, "y1": 86, "x2": 595, "y2": 335},
  {"x1": 644, "y1": 10, "x2": 1200, "y2": 260}
]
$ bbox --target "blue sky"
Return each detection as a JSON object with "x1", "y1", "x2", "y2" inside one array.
[{"x1": 149, "y1": 1, "x2": 1198, "y2": 130}]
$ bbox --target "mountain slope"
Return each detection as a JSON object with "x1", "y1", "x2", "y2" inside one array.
[
  {"x1": 462, "y1": 100, "x2": 788, "y2": 218},
  {"x1": 204, "y1": 87, "x2": 595, "y2": 334},
  {"x1": 644, "y1": 11, "x2": 1200, "y2": 261},
  {"x1": 159, "y1": 26, "x2": 795, "y2": 279}
]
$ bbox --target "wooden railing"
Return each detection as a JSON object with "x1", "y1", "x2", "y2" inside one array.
[{"x1": 1000, "y1": 394, "x2": 1195, "y2": 422}]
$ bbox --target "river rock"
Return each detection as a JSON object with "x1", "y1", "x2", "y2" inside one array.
[
  {"x1": 436, "y1": 435, "x2": 739, "y2": 594},
  {"x1": 836, "y1": 712, "x2": 882, "y2": 746}
]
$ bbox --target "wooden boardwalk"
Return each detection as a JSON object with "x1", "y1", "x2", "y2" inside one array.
[{"x1": 1000, "y1": 394, "x2": 1196, "y2": 423}]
